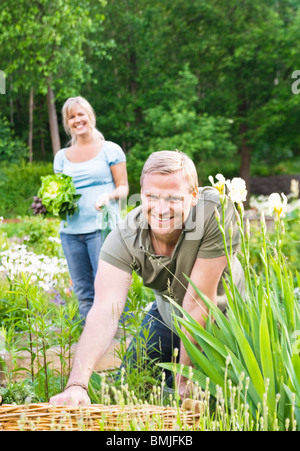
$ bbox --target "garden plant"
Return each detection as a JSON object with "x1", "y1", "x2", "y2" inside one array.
[
  {"x1": 161, "y1": 177, "x2": 300, "y2": 431},
  {"x1": 0, "y1": 177, "x2": 299, "y2": 431}
]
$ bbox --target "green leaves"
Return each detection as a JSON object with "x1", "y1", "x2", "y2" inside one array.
[
  {"x1": 259, "y1": 304, "x2": 276, "y2": 413},
  {"x1": 0, "y1": 115, "x2": 28, "y2": 163},
  {"x1": 37, "y1": 173, "x2": 81, "y2": 220},
  {"x1": 160, "y1": 207, "x2": 300, "y2": 430},
  {"x1": 0, "y1": 0, "x2": 108, "y2": 97}
]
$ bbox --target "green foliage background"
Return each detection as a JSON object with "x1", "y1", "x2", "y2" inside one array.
[
  {"x1": 0, "y1": 0, "x2": 299, "y2": 198},
  {"x1": 0, "y1": 163, "x2": 53, "y2": 218}
]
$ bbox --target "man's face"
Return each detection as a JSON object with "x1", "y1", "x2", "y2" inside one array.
[{"x1": 141, "y1": 171, "x2": 198, "y2": 239}]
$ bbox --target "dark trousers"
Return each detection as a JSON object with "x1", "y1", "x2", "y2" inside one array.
[{"x1": 122, "y1": 301, "x2": 180, "y2": 386}]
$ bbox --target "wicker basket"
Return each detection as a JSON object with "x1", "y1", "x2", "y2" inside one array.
[{"x1": 0, "y1": 401, "x2": 201, "y2": 431}]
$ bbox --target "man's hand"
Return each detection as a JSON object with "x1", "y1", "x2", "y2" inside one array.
[
  {"x1": 49, "y1": 386, "x2": 91, "y2": 407},
  {"x1": 49, "y1": 261, "x2": 131, "y2": 408},
  {"x1": 176, "y1": 374, "x2": 194, "y2": 401}
]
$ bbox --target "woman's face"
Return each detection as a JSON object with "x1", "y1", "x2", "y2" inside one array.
[{"x1": 67, "y1": 104, "x2": 91, "y2": 138}]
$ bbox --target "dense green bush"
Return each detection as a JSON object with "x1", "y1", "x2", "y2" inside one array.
[
  {"x1": 0, "y1": 162, "x2": 53, "y2": 218},
  {"x1": 0, "y1": 115, "x2": 29, "y2": 163},
  {"x1": 249, "y1": 208, "x2": 300, "y2": 275}
]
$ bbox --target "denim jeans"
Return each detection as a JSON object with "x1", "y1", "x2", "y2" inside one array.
[
  {"x1": 122, "y1": 301, "x2": 180, "y2": 386},
  {"x1": 60, "y1": 231, "x2": 105, "y2": 320}
]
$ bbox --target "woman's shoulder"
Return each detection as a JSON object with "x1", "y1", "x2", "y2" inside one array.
[
  {"x1": 53, "y1": 148, "x2": 67, "y2": 172},
  {"x1": 102, "y1": 141, "x2": 126, "y2": 164},
  {"x1": 103, "y1": 140, "x2": 123, "y2": 151},
  {"x1": 54, "y1": 148, "x2": 67, "y2": 160}
]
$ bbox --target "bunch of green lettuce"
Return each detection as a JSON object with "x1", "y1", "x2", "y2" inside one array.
[{"x1": 35, "y1": 173, "x2": 81, "y2": 220}]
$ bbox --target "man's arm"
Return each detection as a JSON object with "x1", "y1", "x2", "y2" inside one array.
[
  {"x1": 50, "y1": 260, "x2": 132, "y2": 406},
  {"x1": 176, "y1": 255, "x2": 227, "y2": 398}
]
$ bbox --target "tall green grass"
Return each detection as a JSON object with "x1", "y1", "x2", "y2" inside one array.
[{"x1": 161, "y1": 193, "x2": 300, "y2": 431}]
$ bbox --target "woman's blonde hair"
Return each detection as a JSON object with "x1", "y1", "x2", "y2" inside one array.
[
  {"x1": 62, "y1": 96, "x2": 104, "y2": 146},
  {"x1": 140, "y1": 150, "x2": 198, "y2": 192}
]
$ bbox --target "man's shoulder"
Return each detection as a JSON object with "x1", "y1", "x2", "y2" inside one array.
[
  {"x1": 193, "y1": 186, "x2": 222, "y2": 222},
  {"x1": 198, "y1": 186, "x2": 222, "y2": 206},
  {"x1": 117, "y1": 206, "x2": 146, "y2": 239}
]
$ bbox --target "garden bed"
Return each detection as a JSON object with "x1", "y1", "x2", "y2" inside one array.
[
  {"x1": 0, "y1": 338, "x2": 130, "y2": 384},
  {"x1": 0, "y1": 185, "x2": 300, "y2": 431}
]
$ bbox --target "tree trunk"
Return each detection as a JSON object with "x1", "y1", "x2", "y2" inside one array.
[
  {"x1": 46, "y1": 78, "x2": 61, "y2": 156},
  {"x1": 129, "y1": 49, "x2": 143, "y2": 125},
  {"x1": 28, "y1": 87, "x2": 34, "y2": 163},
  {"x1": 40, "y1": 130, "x2": 45, "y2": 160},
  {"x1": 9, "y1": 76, "x2": 14, "y2": 126}
]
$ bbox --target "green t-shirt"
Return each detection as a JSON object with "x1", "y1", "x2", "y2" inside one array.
[{"x1": 100, "y1": 186, "x2": 245, "y2": 332}]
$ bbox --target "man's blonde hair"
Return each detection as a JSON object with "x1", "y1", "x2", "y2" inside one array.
[{"x1": 140, "y1": 150, "x2": 198, "y2": 192}]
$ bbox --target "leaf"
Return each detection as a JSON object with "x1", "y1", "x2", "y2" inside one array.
[
  {"x1": 174, "y1": 316, "x2": 225, "y2": 387},
  {"x1": 159, "y1": 361, "x2": 218, "y2": 397},
  {"x1": 224, "y1": 346, "x2": 262, "y2": 413},
  {"x1": 227, "y1": 310, "x2": 266, "y2": 400},
  {"x1": 174, "y1": 318, "x2": 225, "y2": 388},
  {"x1": 259, "y1": 304, "x2": 276, "y2": 414},
  {"x1": 37, "y1": 173, "x2": 81, "y2": 219},
  {"x1": 182, "y1": 275, "x2": 239, "y2": 352},
  {"x1": 283, "y1": 384, "x2": 300, "y2": 431},
  {"x1": 281, "y1": 331, "x2": 300, "y2": 396},
  {"x1": 176, "y1": 315, "x2": 227, "y2": 369}
]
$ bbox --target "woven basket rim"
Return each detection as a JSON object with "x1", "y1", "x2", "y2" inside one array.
[{"x1": 0, "y1": 401, "x2": 201, "y2": 431}]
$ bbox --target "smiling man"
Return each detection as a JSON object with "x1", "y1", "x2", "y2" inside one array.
[{"x1": 50, "y1": 150, "x2": 245, "y2": 406}]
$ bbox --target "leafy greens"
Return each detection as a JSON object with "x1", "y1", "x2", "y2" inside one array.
[{"x1": 37, "y1": 173, "x2": 81, "y2": 220}]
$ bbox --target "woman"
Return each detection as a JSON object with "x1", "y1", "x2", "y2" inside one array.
[{"x1": 54, "y1": 96, "x2": 129, "y2": 320}]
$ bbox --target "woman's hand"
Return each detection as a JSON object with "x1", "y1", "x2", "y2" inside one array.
[
  {"x1": 49, "y1": 386, "x2": 91, "y2": 407},
  {"x1": 95, "y1": 194, "x2": 111, "y2": 211}
]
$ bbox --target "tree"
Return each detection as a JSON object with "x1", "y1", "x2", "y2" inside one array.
[
  {"x1": 0, "y1": 115, "x2": 28, "y2": 163},
  {"x1": 126, "y1": 65, "x2": 237, "y2": 191},
  {"x1": 0, "y1": 0, "x2": 108, "y2": 156},
  {"x1": 149, "y1": 0, "x2": 300, "y2": 200},
  {"x1": 83, "y1": 0, "x2": 300, "y2": 197},
  {"x1": 1, "y1": 0, "x2": 300, "y2": 185}
]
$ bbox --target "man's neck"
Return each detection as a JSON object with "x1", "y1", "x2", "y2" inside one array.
[{"x1": 150, "y1": 229, "x2": 182, "y2": 257}]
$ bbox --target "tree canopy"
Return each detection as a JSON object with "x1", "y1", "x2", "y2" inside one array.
[{"x1": 0, "y1": 0, "x2": 300, "y2": 195}]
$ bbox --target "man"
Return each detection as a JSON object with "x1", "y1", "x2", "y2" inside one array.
[{"x1": 50, "y1": 150, "x2": 244, "y2": 406}]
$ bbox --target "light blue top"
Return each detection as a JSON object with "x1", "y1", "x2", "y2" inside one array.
[{"x1": 53, "y1": 141, "x2": 126, "y2": 234}]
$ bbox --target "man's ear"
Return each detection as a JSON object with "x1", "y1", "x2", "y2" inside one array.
[{"x1": 191, "y1": 189, "x2": 199, "y2": 207}]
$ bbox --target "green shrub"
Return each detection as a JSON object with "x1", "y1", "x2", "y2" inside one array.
[
  {"x1": 2, "y1": 215, "x2": 62, "y2": 257},
  {"x1": 0, "y1": 115, "x2": 28, "y2": 163},
  {"x1": 161, "y1": 200, "x2": 300, "y2": 431},
  {"x1": 0, "y1": 162, "x2": 53, "y2": 218},
  {"x1": 0, "y1": 381, "x2": 41, "y2": 405}
]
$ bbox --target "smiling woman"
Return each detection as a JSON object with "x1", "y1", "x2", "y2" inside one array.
[
  {"x1": 53, "y1": 96, "x2": 129, "y2": 321},
  {"x1": 62, "y1": 96, "x2": 104, "y2": 148}
]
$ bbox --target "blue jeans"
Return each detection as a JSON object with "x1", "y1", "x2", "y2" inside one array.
[
  {"x1": 60, "y1": 231, "x2": 105, "y2": 320},
  {"x1": 122, "y1": 301, "x2": 180, "y2": 386}
]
